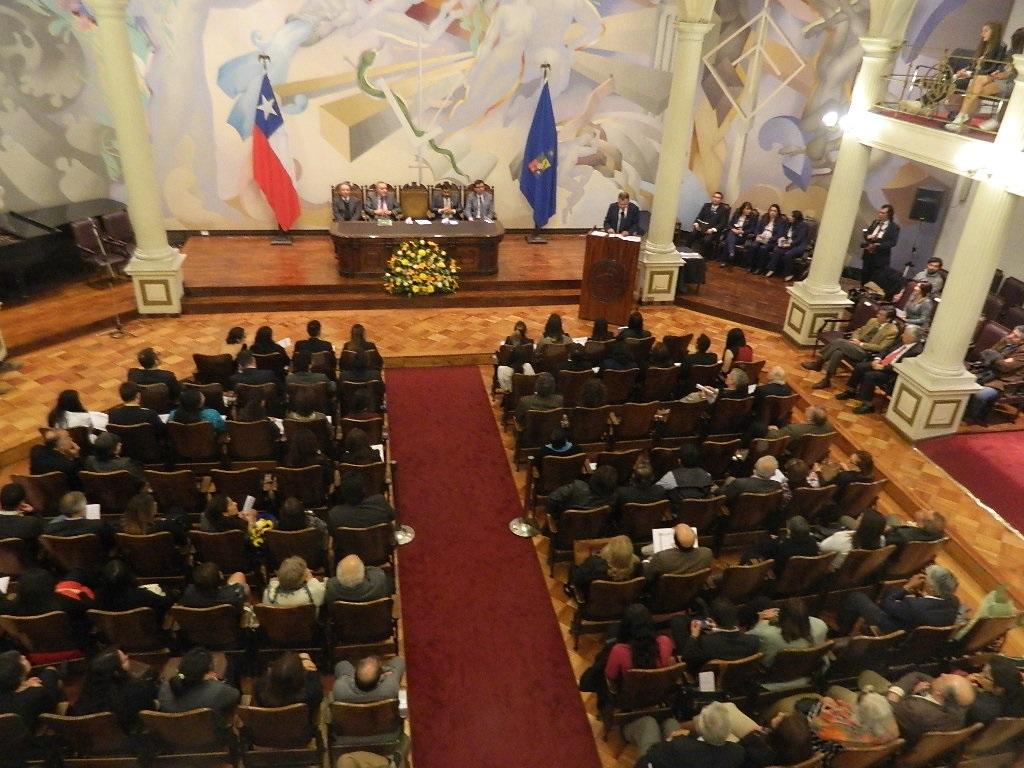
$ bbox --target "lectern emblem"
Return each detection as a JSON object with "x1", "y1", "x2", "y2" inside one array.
[{"x1": 589, "y1": 259, "x2": 628, "y2": 302}]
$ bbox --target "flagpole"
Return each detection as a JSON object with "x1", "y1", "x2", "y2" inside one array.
[
  {"x1": 525, "y1": 63, "x2": 551, "y2": 246},
  {"x1": 258, "y1": 54, "x2": 294, "y2": 246}
]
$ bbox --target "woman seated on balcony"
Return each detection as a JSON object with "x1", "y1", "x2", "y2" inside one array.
[{"x1": 946, "y1": 24, "x2": 1017, "y2": 133}]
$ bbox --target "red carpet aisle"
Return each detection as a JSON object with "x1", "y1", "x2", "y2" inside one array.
[
  {"x1": 385, "y1": 367, "x2": 601, "y2": 768},
  {"x1": 918, "y1": 431, "x2": 1024, "y2": 535}
]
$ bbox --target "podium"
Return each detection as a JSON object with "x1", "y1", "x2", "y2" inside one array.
[{"x1": 578, "y1": 231, "x2": 641, "y2": 326}]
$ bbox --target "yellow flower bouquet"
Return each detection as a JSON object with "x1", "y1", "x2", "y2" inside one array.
[{"x1": 384, "y1": 239, "x2": 459, "y2": 296}]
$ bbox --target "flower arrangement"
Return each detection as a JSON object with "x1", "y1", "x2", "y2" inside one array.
[
  {"x1": 384, "y1": 239, "x2": 459, "y2": 296},
  {"x1": 248, "y1": 518, "x2": 274, "y2": 548}
]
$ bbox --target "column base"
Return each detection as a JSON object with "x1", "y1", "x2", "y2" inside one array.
[
  {"x1": 637, "y1": 240, "x2": 681, "y2": 302},
  {"x1": 783, "y1": 283, "x2": 853, "y2": 346},
  {"x1": 124, "y1": 250, "x2": 186, "y2": 315},
  {"x1": 884, "y1": 357, "x2": 980, "y2": 441}
]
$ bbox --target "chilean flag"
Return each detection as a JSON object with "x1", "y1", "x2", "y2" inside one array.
[{"x1": 252, "y1": 74, "x2": 300, "y2": 230}]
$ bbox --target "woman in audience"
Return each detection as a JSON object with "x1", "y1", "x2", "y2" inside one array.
[
  {"x1": 749, "y1": 599, "x2": 828, "y2": 677},
  {"x1": 120, "y1": 491, "x2": 188, "y2": 545},
  {"x1": 180, "y1": 562, "x2": 250, "y2": 609},
  {"x1": 235, "y1": 397, "x2": 281, "y2": 442},
  {"x1": 601, "y1": 342, "x2": 636, "y2": 372},
  {"x1": 617, "y1": 311, "x2": 651, "y2": 340},
  {"x1": 169, "y1": 388, "x2": 225, "y2": 433},
  {"x1": 579, "y1": 378, "x2": 608, "y2": 407},
  {"x1": 604, "y1": 604, "x2": 675, "y2": 693},
  {"x1": 47, "y1": 389, "x2": 92, "y2": 429},
  {"x1": 589, "y1": 317, "x2": 614, "y2": 342},
  {"x1": 286, "y1": 389, "x2": 328, "y2": 423},
  {"x1": 338, "y1": 427, "x2": 381, "y2": 465},
  {"x1": 815, "y1": 450, "x2": 874, "y2": 504},
  {"x1": 968, "y1": 654, "x2": 1024, "y2": 723},
  {"x1": 199, "y1": 493, "x2": 249, "y2": 534},
  {"x1": 722, "y1": 201, "x2": 757, "y2": 266},
  {"x1": 721, "y1": 328, "x2": 754, "y2": 375},
  {"x1": 749, "y1": 203, "x2": 786, "y2": 274},
  {"x1": 285, "y1": 427, "x2": 334, "y2": 488},
  {"x1": 0, "y1": 651, "x2": 62, "y2": 731},
  {"x1": 158, "y1": 647, "x2": 240, "y2": 725},
  {"x1": 346, "y1": 390, "x2": 378, "y2": 420},
  {"x1": 69, "y1": 647, "x2": 158, "y2": 732},
  {"x1": 343, "y1": 323, "x2": 377, "y2": 354},
  {"x1": 570, "y1": 535, "x2": 641, "y2": 600},
  {"x1": 537, "y1": 313, "x2": 573, "y2": 347},
  {"x1": 253, "y1": 651, "x2": 322, "y2": 727},
  {"x1": 95, "y1": 559, "x2": 175, "y2": 617},
  {"x1": 820, "y1": 508, "x2": 887, "y2": 568},
  {"x1": 532, "y1": 426, "x2": 585, "y2": 467},
  {"x1": 276, "y1": 495, "x2": 328, "y2": 540},
  {"x1": 221, "y1": 327, "x2": 247, "y2": 358},
  {"x1": 806, "y1": 691, "x2": 899, "y2": 757},
  {"x1": 903, "y1": 281, "x2": 935, "y2": 327},
  {"x1": 250, "y1": 325, "x2": 289, "y2": 360},
  {"x1": 262, "y1": 556, "x2": 326, "y2": 608},
  {"x1": 647, "y1": 342, "x2": 676, "y2": 370},
  {"x1": 495, "y1": 320, "x2": 535, "y2": 391},
  {"x1": 0, "y1": 569, "x2": 93, "y2": 659},
  {"x1": 743, "y1": 515, "x2": 819, "y2": 576}
]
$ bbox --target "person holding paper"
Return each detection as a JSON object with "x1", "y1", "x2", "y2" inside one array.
[
  {"x1": 44, "y1": 491, "x2": 113, "y2": 548},
  {"x1": 465, "y1": 180, "x2": 495, "y2": 221},
  {"x1": 431, "y1": 182, "x2": 463, "y2": 219},
  {"x1": 46, "y1": 389, "x2": 94, "y2": 430},
  {"x1": 642, "y1": 523, "x2": 713, "y2": 581},
  {"x1": 602, "y1": 192, "x2": 641, "y2": 235},
  {"x1": 689, "y1": 191, "x2": 730, "y2": 259}
]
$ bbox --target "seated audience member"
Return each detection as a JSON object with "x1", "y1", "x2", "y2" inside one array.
[
  {"x1": 721, "y1": 328, "x2": 753, "y2": 375},
  {"x1": 332, "y1": 655, "x2": 405, "y2": 703},
  {"x1": 339, "y1": 350, "x2": 383, "y2": 384},
  {"x1": 158, "y1": 647, "x2": 240, "y2": 723},
  {"x1": 235, "y1": 396, "x2": 282, "y2": 443},
  {"x1": 819, "y1": 508, "x2": 887, "y2": 568},
  {"x1": 617, "y1": 311, "x2": 652, "y2": 341},
  {"x1": 896, "y1": 257, "x2": 945, "y2": 297},
  {"x1": 277, "y1": 496, "x2": 328, "y2": 540},
  {"x1": 689, "y1": 191, "x2": 731, "y2": 258},
  {"x1": 180, "y1": 562, "x2": 250, "y2": 609},
  {"x1": 603, "y1": 191, "x2": 641, "y2": 235},
  {"x1": 332, "y1": 183, "x2": 360, "y2": 221},
  {"x1": 107, "y1": 381, "x2": 164, "y2": 433},
  {"x1": 838, "y1": 564, "x2": 960, "y2": 635},
  {"x1": 656, "y1": 444, "x2": 714, "y2": 501},
  {"x1": 798, "y1": 690, "x2": 899, "y2": 754},
  {"x1": 514, "y1": 372, "x2": 563, "y2": 426},
  {"x1": 0, "y1": 568, "x2": 93, "y2": 655},
  {"x1": 672, "y1": 598, "x2": 761, "y2": 671},
  {"x1": 946, "y1": 27, "x2": 1023, "y2": 133},
  {"x1": 45, "y1": 490, "x2": 113, "y2": 547},
  {"x1": 288, "y1": 351, "x2": 336, "y2": 394},
  {"x1": 772, "y1": 405, "x2": 831, "y2": 441},
  {"x1": 967, "y1": 654, "x2": 1024, "y2": 724},
  {"x1": 286, "y1": 390, "x2": 329, "y2": 423},
  {"x1": 634, "y1": 701, "x2": 747, "y2": 768},
  {"x1": 801, "y1": 307, "x2": 899, "y2": 390},
  {"x1": 249, "y1": 324, "x2": 290, "y2": 360},
  {"x1": 431, "y1": 182, "x2": 462, "y2": 219},
  {"x1": 343, "y1": 323, "x2": 378, "y2": 355},
  {"x1": 545, "y1": 464, "x2": 618, "y2": 524},
  {"x1": 95, "y1": 558, "x2": 174, "y2": 617},
  {"x1": 47, "y1": 388, "x2": 93, "y2": 430},
  {"x1": 836, "y1": 326, "x2": 924, "y2": 414},
  {"x1": 743, "y1": 515, "x2": 819, "y2": 576},
  {"x1": 284, "y1": 428, "x2": 334, "y2": 488},
  {"x1": 327, "y1": 472, "x2": 396, "y2": 530},
  {"x1": 570, "y1": 535, "x2": 641, "y2": 601},
  {"x1": 579, "y1": 378, "x2": 608, "y2": 408},
  {"x1": 885, "y1": 508, "x2": 947, "y2": 546},
  {"x1": 816, "y1": 449, "x2": 874, "y2": 503},
  {"x1": 325, "y1": 554, "x2": 394, "y2": 603},
  {"x1": 614, "y1": 458, "x2": 668, "y2": 513},
  {"x1": 254, "y1": 652, "x2": 322, "y2": 727},
  {"x1": 724, "y1": 456, "x2": 781, "y2": 506},
  {"x1": 683, "y1": 333, "x2": 718, "y2": 368},
  {"x1": 84, "y1": 432, "x2": 144, "y2": 481},
  {"x1": 642, "y1": 523, "x2": 713, "y2": 580},
  {"x1": 647, "y1": 342, "x2": 676, "y2": 371},
  {"x1": 749, "y1": 599, "x2": 828, "y2": 670},
  {"x1": 721, "y1": 201, "x2": 758, "y2": 266},
  {"x1": 294, "y1": 319, "x2": 335, "y2": 357},
  {"x1": 169, "y1": 388, "x2": 225, "y2": 434},
  {"x1": 120, "y1": 491, "x2": 187, "y2": 544},
  {"x1": 536, "y1": 313, "x2": 573, "y2": 347},
  {"x1": 531, "y1": 426, "x2": 585, "y2": 467},
  {"x1": 903, "y1": 282, "x2": 935, "y2": 327},
  {"x1": 755, "y1": 366, "x2": 793, "y2": 404},
  {"x1": 605, "y1": 604, "x2": 675, "y2": 693},
  {"x1": 127, "y1": 347, "x2": 180, "y2": 402},
  {"x1": 338, "y1": 427, "x2": 382, "y2": 465},
  {"x1": 495, "y1": 320, "x2": 536, "y2": 391},
  {"x1": 748, "y1": 203, "x2": 786, "y2": 274},
  {"x1": 685, "y1": 367, "x2": 749, "y2": 409},
  {"x1": 465, "y1": 179, "x2": 494, "y2": 221},
  {"x1": 855, "y1": 670, "x2": 975, "y2": 744},
  {"x1": 364, "y1": 181, "x2": 401, "y2": 219},
  {"x1": 200, "y1": 493, "x2": 249, "y2": 534},
  {"x1": 68, "y1": 647, "x2": 158, "y2": 732},
  {"x1": 559, "y1": 344, "x2": 594, "y2": 374},
  {"x1": 763, "y1": 209, "x2": 809, "y2": 280},
  {"x1": 263, "y1": 556, "x2": 326, "y2": 608},
  {"x1": 964, "y1": 324, "x2": 1024, "y2": 424},
  {"x1": 230, "y1": 351, "x2": 279, "y2": 389},
  {"x1": 0, "y1": 483, "x2": 43, "y2": 543},
  {"x1": 30, "y1": 428, "x2": 82, "y2": 487},
  {"x1": 600, "y1": 341, "x2": 636, "y2": 372},
  {"x1": 346, "y1": 389, "x2": 379, "y2": 420},
  {"x1": 0, "y1": 651, "x2": 61, "y2": 731},
  {"x1": 221, "y1": 326, "x2": 247, "y2": 358}
]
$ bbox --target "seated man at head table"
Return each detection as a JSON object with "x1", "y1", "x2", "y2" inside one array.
[
  {"x1": 333, "y1": 182, "x2": 361, "y2": 221},
  {"x1": 465, "y1": 179, "x2": 495, "y2": 221},
  {"x1": 364, "y1": 181, "x2": 401, "y2": 220},
  {"x1": 431, "y1": 183, "x2": 463, "y2": 219}
]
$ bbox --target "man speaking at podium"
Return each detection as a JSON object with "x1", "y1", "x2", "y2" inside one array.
[{"x1": 603, "y1": 192, "x2": 640, "y2": 235}]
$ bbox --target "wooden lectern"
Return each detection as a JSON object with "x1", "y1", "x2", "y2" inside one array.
[{"x1": 578, "y1": 231, "x2": 640, "y2": 326}]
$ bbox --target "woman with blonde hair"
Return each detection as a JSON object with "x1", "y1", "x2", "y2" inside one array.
[
  {"x1": 570, "y1": 534, "x2": 642, "y2": 600},
  {"x1": 262, "y1": 556, "x2": 326, "y2": 608}
]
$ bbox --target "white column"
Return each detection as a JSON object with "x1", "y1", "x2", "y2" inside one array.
[
  {"x1": 637, "y1": 13, "x2": 715, "y2": 303},
  {"x1": 92, "y1": 0, "x2": 185, "y2": 313},
  {"x1": 886, "y1": 55, "x2": 1024, "y2": 440},
  {"x1": 782, "y1": 38, "x2": 899, "y2": 344}
]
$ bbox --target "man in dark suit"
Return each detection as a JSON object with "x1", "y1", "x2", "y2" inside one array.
[
  {"x1": 723, "y1": 456, "x2": 781, "y2": 506},
  {"x1": 326, "y1": 472, "x2": 396, "y2": 530},
  {"x1": 229, "y1": 351, "x2": 279, "y2": 390},
  {"x1": 690, "y1": 191, "x2": 730, "y2": 258},
  {"x1": 364, "y1": 181, "x2": 400, "y2": 219},
  {"x1": 324, "y1": 554, "x2": 394, "y2": 603},
  {"x1": 860, "y1": 671, "x2": 974, "y2": 745},
  {"x1": 465, "y1": 179, "x2": 495, "y2": 221},
  {"x1": 603, "y1": 192, "x2": 641, "y2": 235},
  {"x1": 513, "y1": 372, "x2": 563, "y2": 426},
  {"x1": 861, "y1": 204, "x2": 901, "y2": 287},
  {"x1": 294, "y1": 320, "x2": 336, "y2": 376},
  {"x1": 45, "y1": 490, "x2": 114, "y2": 547},
  {"x1": 332, "y1": 182, "x2": 360, "y2": 221},
  {"x1": 107, "y1": 381, "x2": 164, "y2": 434},
  {"x1": 614, "y1": 462, "x2": 667, "y2": 513},
  {"x1": 29, "y1": 429, "x2": 82, "y2": 488},
  {"x1": 0, "y1": 483, "x2": 43, "y2": 543},
  {"x1": 838, "y1": 564, "x2": 960, "y2": 635},
  {"x1": 431, "y1": 183, "x2": 462, "y2": 219},
  {"x1": 885, "y1": 508, "x2": 947, "y2": 546},
  {"x1": 771, "y1": 405, "x2": 831, "y2": 440},
  {"x1": 127, "y1": 347, "x2": 180, "y2": 402},
  {"x1": 753, "y1": 365, "x2": 793, "y2": 406},
  {"x1": 836, "y1": 326, "x2": 924, "y2": 414},
  {"x1": 671, "y1": 598, "x2": 761, "y2": 671}
]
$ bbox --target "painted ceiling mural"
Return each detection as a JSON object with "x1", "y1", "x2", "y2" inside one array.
[{"x1": 0, "y1": 0, "x2": 1001, "y2": 233}]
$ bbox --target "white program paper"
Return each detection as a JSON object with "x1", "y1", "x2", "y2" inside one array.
[
  {"x1": 279, "y1": 338, "x2": 292, "y2": 348},
  {"x1": 89, "y1": 411, "x2": 109, "y2": 431},
  {"x1": 85, "y1": 504, "x2": 101, "y2": 520},
  {"x1": 651, "y1": 527, "x2": 675, "y2": 553},
  {"x1": 159, "y1": 414, "x2": 170, "y2": 423},
  {"x1": 242, "y1": 495, "x2": 256, "y2": 512},
  {"x1": 415, "y1": 219, "x2": 432, "y2": 225},
  {"x1": 698, "y1": 670, "x2": 716, "y2": 692},
  {"x1": 0, "y1": 576, "x2": 9, "y2": 594}
]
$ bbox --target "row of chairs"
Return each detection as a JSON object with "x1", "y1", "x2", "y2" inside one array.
[
  {"x1": 194, "y1": 348, "x2": 385, "y2": 388},
  {"x1": 69, "y1": 210, "x2": 135, "y2": 285}
]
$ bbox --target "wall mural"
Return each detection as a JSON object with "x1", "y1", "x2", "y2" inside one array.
[{"x1": 0, "y1": 0, "x2": 1003, "y2": 249}]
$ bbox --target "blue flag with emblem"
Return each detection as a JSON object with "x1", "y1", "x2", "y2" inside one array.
[{"x1": 519, "y1": 81, "x2": 557, "y2": 229}]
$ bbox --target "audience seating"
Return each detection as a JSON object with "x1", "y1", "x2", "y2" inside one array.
[
  {"x1": 557, "y1": 369, "x2": 596, "y2": 407},
  {"x1": 825, "y1": 631, "x2": 906, "y2": 685},
  {"x1": 238, "y1": 703, "x2": 322, "y2": 767},
  {"x1": 115, "y1": 532, "x2": 187, "y2": 585},
  {"x1": 687, "y1": 362, "x2": 722, "y2": 388},
  {"x1": 837, "y1": 478, "x2": 888, "y2": 518},
  {"x1": 596, "y1": 449, "x2": 643, "y2": 485},
  {"x1": 187, "y1": 529, "x2": 252, "y2": 576},
  {"x1": 0, "y1": 537, "x2": 31, "y2": 578},
  {"x1": 276, "y1": 465, "x2": 330, "y2": 509},
  {"x1": 209, "y1": 467, "x2": 264, "y2": 508},
  {"x1": 328, "y1": 699, "x2": 403, "y2": 764},
  {"x1": 139, "y1": 708, "x2": 234, "y2": 765},
  {"x1": 166, "y1": 421, "x2": 222, "y2": 470},
  {"x1": 700, "y1": 438, "x2": 741, "y2": 480},
  {"x1": 38, "y1": 711, "x2": 135, "y2": 766},
  {"x1": 716, "y1": 560, "x2": 774, "y2": 604},
  {"x1": 169, "y1": 604, "x2": 245, "y2": 652},
  {"x1": 144, "y1": 469, "x2": 205, "y2": 515},
  {"x1": 895, "y1": 723, "x2": 983, "y2": 768},
  {"x1": 721, "y1": 490, "x2": 783, "y2": 550},
  {"x1": 265, "y1": 527, "x2": 328, "y2": 574},
  {"x1": 885, "y1": 537, "x2": 949, "y2": 579},
  {"x1": 87, "y1": 607, "x2": 171, "y2": 664},
  {"x1": 192, "y1": 353, "x2": 235, "y2": 387},
  {"x1": 662, "y1": 334, "x2": 693, "y2": 361},
  {"x1": 137, "y1": 382, "x2": 171, "y2": 414},
  {"x1": 0, "y1": 611, "x2": 86, "y2": 663},
  {"x1": 621, "y1": 500, "x2": 671, "y2": 545},
  {"x1": 772, "y1": 553, "x2": 836, "y2": 598},
  {"x1": 40, "y1": 533, "x2": 104, "y2": 572},
  {"x1": 570, "y1": 576, "x2": 646, "y2": 648},
  {"x1": 13, "y1": 472, "x2": 69, "y2": 516},
  {"x1": 253, "y1": 604, "x2": 322, "y2": 662},
  {"x1": 603, "y1": 368, "x2": 639, "y2": 404},
  {"x1": 79, "y1": 470, "x2": 138, "y2": 516},
  {"x1": 788, "y1": 485, "x2": 837, "y2": 524},
  {"x1": 107, "y1": 422, "x2": 164, "y2": 465},
  {"x1": 328, "y1": 598, "x2": 399, "y2": 663},
  {"x1": 648, "y1": 569, "x2": 711, "y2": 623},
  {"x1": 571, "y1": 405, "x2": 615, "y2": 450},
  {"x1": 642, "y1": 367, "x2": 679, "y2": 401},
  {"x1": 789, "y1": 431, "x2": 836, "y2": 465},
  {"x1": 601, "y1": 662, "x2": 687, "y2": 738},
  {"x1": 815, "y1": 297, "x2": 878, "y2": 352},
  {"x1": 733, "y1": 359, "x2": 764, "y2": 384},
  {"x1": 225, "y1": 421, "x2": 280, "y2": 468},
  {"x1": 334, "y1": 524, "x2": 395, "y2": 571},
  {"x1": 182, "y1": 382, "x2": 228, "y2": 414},
  {"x1": 526, "y1": 453, "x2": 587, "y2": 513},
  {"x1": 548, "y1": 506, "x2": 612, "y2": 576}
]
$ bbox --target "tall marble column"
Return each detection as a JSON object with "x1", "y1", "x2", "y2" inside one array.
[
  {"x1": 782, "y1": 38, "x2": 899, "y2": 344},
  {"x1": 92, "y1": 0, "x2": 185, "y2": 314},
  {"x1": 636, "y1": 0, "x2": 716, "y2": 304},
  {"x1": 886, "y1": 55, "x2": 1024, "y2": 440}
]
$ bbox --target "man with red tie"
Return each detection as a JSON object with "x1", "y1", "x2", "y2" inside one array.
[
  {"x1": 364, "y1": 181, "x2": 400, "y2": 220},
  {"x1": 836, "y1": 325, "x2": 923, "y2": 414}
]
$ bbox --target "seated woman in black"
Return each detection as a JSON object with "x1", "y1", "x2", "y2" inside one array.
[
  {"x1": 249, "y1": 325, "x2": 290, "y2": 360},
  {"x1": 235, "y1": 397, "x2": 281, "y2": 443},
  {"x1": 95, "y1": 559, "x2": 175, "y2": 619},
  {"x1": 69, "y1": 647, "x2": 158, "y2": 733},
  {"x1": 253, "y1": 651, "x2": 322, "y2": 730},
  {"x1": 601, "y1": 342, "x2": 635, "y2": 372},
  {"x1": 532, "y1": 426, "x2": 585, "y2": 467},
  {"x1": 276, "y1": 496, "x2": 328, "y2": 541},
  {"x1": 0, "y1": 650, "x2": 61, "y2": 731},
  {"x1": 284, "y1": 428, "x2": 335, "y2": 490},
  {"x1": 616, "y1": 311, "x2": 652, "y2": 340},
  {"x1": 337, "y1": 427, "x2": 382, "y2": 465},
  {"x1": 588, "y1": 317, "x2": 614, "y2": 342},
  {"x1": 0, "y1": 568, "x2": 92, "y2": 663},
  {"x1": 342, "y1": 323, "x2": 378, "y2": 355},
  {"x1": 180, "y1": 562, "x2": 249, "y2": 610},
  {"x1": 120, "y1": 491, "x2": 188, "y2": 545}
]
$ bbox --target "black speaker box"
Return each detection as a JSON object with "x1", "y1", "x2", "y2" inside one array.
[{"x1": 909, "y1": 188, "x2": 943, "y2": 223}]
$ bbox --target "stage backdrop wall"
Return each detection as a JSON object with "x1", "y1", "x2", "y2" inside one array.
[{"x1": 0, "y1": 0, "x2": 1010, "y2": 265}]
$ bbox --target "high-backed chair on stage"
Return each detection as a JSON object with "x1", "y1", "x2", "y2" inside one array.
[
  {"x1": 100, "y1": 210, "x2": 136, "y2": 250},
  {"x1": 332, "y1": 182, "x2": 365, "y2": 220},
  {"x1": 399, "y1": 183, "x2": 431, "y2": 219}
]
